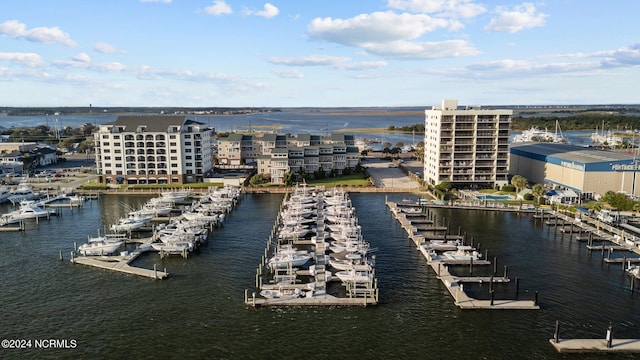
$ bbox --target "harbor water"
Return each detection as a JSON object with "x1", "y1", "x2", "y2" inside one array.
[{"x1": 1, "y1": 193, "x2": 639, "y2": 359}]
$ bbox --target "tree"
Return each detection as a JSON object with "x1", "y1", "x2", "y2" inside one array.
[
  {"x1": 511, "y1": 175, "x2": 528, "y2": 193},
  {"x1": 283, "y1": 171, "x2": 295, "y2": 186},
  {"x1": 531, "y1": 184, "x2": 546, "y2": 204}
]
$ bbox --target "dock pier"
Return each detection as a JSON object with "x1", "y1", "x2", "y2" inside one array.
[
  {"x1": 387, "y1": 200, "x2": 539, "y2": 310},
  {"x1": 70, "y1": 244, "x2": 168, "y2": 279}
]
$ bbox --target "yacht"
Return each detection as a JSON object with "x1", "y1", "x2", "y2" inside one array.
[
  {"x1": 0, "y1": 201, "x2": 55, "y2": 225},
  {"x1": 77, "y1": 234, "x2": 126, "y2": 256}
]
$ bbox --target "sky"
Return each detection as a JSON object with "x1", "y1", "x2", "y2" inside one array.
[{"x1": 1, "y1": 0, "x2": 639, "y2": 108}]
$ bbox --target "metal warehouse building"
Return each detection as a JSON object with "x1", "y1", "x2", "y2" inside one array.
[{"x1": 510, "y1": 143, "x2": 640, "y2": 199}]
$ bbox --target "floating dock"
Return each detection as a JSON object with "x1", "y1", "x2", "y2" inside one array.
[{"x1": 550, "y1": 339, "x2": 640, "y2": 353}]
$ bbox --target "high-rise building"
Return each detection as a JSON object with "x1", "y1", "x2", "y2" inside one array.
[
  {"x1": 424, "y1": 99, "x2": 512, "y2": 188},
  {"x1": 94, "y1": 115, "x2": 213, "y2": 185}
]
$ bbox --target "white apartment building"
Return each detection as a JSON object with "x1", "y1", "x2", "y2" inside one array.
[
  {"x1": 424, "y1": 99, "x2": 512, "y2": 188},
  {"x1": 94, "y1": 116, "x2": 213, "y2": 184}
]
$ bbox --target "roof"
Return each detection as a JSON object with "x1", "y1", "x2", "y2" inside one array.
[
  {"x1": 109, "y1": 115, "x2": 204, "y2": 132},
  {"x1": 510, "y1": 143, "x2": 637, "y2": 172}
]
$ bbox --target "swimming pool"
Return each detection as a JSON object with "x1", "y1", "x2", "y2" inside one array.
[{"x1": 475, "y1": 194, "x2": 512, "y2": 201}]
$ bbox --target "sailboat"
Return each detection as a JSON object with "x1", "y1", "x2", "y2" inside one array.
[{"x1": 512, "y1": 120, "x2": 569, "y2": 144}]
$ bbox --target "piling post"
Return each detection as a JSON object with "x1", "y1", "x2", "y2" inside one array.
[
  {"x1": 437, "y1": 263, "x2": 441, "y2": 277},
  {"x1": 490, "y1": 290, "x2": 494, "y2": 306},
  {"x1": 504, "y1": 265, "x2": 508, "y2": 279},
  {"x1": 554, "y1": 320, "x2": 560, "y2": 343},
  {"x1": 534, "y1": 291, "x2": 538, "y2": 306},
  {"x1": 515, "y1": 277, "x2": 520, "y2": 298},
  {"x1": 469, "y1": 257, "x2": 473, "y2": 275},
  {"x1": 252, "y1": 292, "x2": 256, "y2": 307},
  {"x1": 493, "y1": 257, "x2": 497, "y2": 274},
  {"x1": 489, "y1": 275, "x2": 493, "y2": 293},
  {"x1": 154, "y1": 264, "x2": 157, "y2": 279},
  {"x1": 484, "y1": 249, "x2": 488, "y2": 261},
  {"x1": 244, "y1": 289, "x2": 248, "y2": 304},
  {"x1": 623, "y1": 256, "x2": 627, "y2": 272},
  {"x1": 631, "y1": 276, "x2": 635, "y2": 292},
  {"x1": 606, "y1": 324, "x2": 613, "y2": 348},
  {"x1": 59, "y1": 250, "x2": 63, "y2": 261}
]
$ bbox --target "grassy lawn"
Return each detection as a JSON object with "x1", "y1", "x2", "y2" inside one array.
[{"x1": 307, "y1": 174, "x2": 371, "y2": 187}]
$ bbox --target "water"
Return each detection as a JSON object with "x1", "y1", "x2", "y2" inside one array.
[{"x1": 1, "y1": 193, "x2": 640, "y2": 359}]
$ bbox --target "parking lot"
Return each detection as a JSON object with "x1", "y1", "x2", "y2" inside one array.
[{"x1": 363, "y1": 157, "x2": 421, "y2": 190}]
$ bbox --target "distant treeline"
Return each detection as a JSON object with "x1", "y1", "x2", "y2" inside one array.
[
  {"x1": 387, "y1": 124, "x2": 425, "y2": 133},
  {"x1": 1, "y1": 107, "x2": 281, "y2": 116},
  {"x1": 387, "y1": 114, "x2": 640, "y2": 132},
  {"x1": 511, "y1": 114, "x2": 640, "y2": 131}
]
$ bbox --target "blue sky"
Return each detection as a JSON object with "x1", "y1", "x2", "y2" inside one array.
[{"x1": 1, "y1": 0, "x2": 639, "y2": 107}]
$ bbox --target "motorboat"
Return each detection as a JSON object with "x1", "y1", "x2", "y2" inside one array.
[
  {"x1": 77, "y1": 234, "x2": 126, "y2": 256},
  {"x1": 268, "y1": 245, "x2": 312, "y2": 269},
  {"x1": 7, "y1": 185, "x2": 38, "y2": 205},
  {"x1": 110, "y1": 215, "x2": 150, "y2": 232},
  {"x1": 335, "y1": 269, "x2": 373, "y2": 284},
  {"x1": 259, "y1": 287, "x2": 306, "y2": 299},
  {"x1": 442, "y1": 245, "x2": 481, "y2": 261},
  {"x1": 0, "y1": 201, "x2": 55, "y2": 224},
  {"x1": 427, "y1": 239, "x2": 461, "y2": 251}
]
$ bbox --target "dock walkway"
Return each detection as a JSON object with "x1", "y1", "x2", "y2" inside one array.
[
  {"x1": 70, "y1": 244, "x2": 168, "y2": 279},
  {"x1": 387, "y1": 200, "x2": 539, "y2": 310}
]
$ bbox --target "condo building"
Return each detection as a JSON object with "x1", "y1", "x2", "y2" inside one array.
[
  {"x1": 94, "y1": 116, "x2": 213, "y2": 184},
  {"x1": 217, "y1": 133, "x2": 359, "y2": 184},
  {"x1": 424, "y1": 99, "x2": 512, "y2": 188}
]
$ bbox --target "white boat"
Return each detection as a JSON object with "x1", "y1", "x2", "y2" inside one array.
[
  {"x1": 77, "y1": 234, "x2": 126, "y2": 256},
  {"x1": 427, "y1": 239, "x2": 461, "y2": 251},
  {"x1": 512, "y1": 120, "x2": 568, "y2": 144},
  {"x1": 110, "y1": 216, "x2": 150, "y2": 232},
  {"x1": 0, "y1": 201, "x2": 56, "y2": 224},
  {"x1": 259, "y1": 287, "x2": 306, "y2": 299},
  {"x1": 335, "y1": 269, "x2": 373, "y2": 284},
  {"x1": 442, "y1": 245, "x2": 481, "y2": 261},
  {"x1": 268, "y1": 246, "x2": 312, "y2": 269},
  {"x1": 7, "y1": 185, "x2": 38, "y2": 205}
]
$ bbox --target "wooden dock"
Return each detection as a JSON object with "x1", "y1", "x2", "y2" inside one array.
[
  {"x1": 550, "y1": 339, "x2": 640, "y2": 353},
  {"x1": 387, "y1": 200, "x2": 539, "y2": 310},
  {"x1": 70, "y1": 245, "x2": 168, "y2": 279},
  {"x1": 244, "y1": 290, "x2": 377, "y2": 307}
]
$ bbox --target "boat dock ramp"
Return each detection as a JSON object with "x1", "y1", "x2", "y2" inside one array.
[{"x1": 387, "y1": 200, "x2": 539, "y2": 310}]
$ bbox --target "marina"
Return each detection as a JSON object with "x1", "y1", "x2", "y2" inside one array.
[
  {"x1": 3, "y1": 191, "x2": 640, "y2": 358},
  {"x1": 69, "y1": 186, "x2": 242, "y2": 278},
  {"x1": 246, "y1": 186, "x2": 378, "y2": 307}
]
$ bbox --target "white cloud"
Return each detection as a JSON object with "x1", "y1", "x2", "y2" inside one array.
[
  {"x1": 364, "y1": 39, "x2": 479, "y2": 59},
  {"x1": 307, "y1": 11, "x2": 478, "y2": 60},
  {"x1": 268, "y1": 55, "x2": 387, "y2": 71},
  {"x1": 338, "y1": 61, "x2": 388, "y2": 71},
  {"x1": 308, "y1": 11, "x2": 449, "y2": 46},
  {"x1": 0, "y1": 20, "x2": 77, "y2": 47},
  {"x1": 94, "y1": 42, "x2": 125, "y2": 54},
  {"x1": 484, "y1": 3, "x2": 547, "y2": 33},
  {"x1": 274, "y1": 69, "x2": 304, "y2": 79},
  {"x1": 0, "y1": 52, "x2": 45, "y2": 67},
  {"x1": 387, "y1": 0, "x2": 486, "y2": 18},
  {"x1": 246, "y1": 3, "x2": 280, "y2": 18},
  {"x1": 204, "y1": 0, "x2": 232, "y2": 16},
  {"x1": 72, "y1": 53, "x2": 91, "y2": 63},
  {"x1": 600, "y1": 43, "x2": 640, "y2": 67}
]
